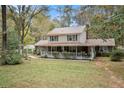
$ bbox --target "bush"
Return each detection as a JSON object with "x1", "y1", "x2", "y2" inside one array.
[
  {"x1": 62, "y1": 52, "x2": 70, "y2": 59},
  {"x1": 110, "y1": 49, "x2": 124, "y2": 61},
  {"x1": 44, "y1": 55, "x2": 48, "y2": 58},
  {"x1": 5, "y1": 52, "x2": 22, "y2": 65},
  {"x1": 98, "y1": 53, "x2": 111, "y2": 57},
  {"x1": 0, "y1": 51, "x2": 7, "y2": 65},
  {"x1": 62, "y1": 52, "x2": 76, "y2": 59},
  {"x1": 52, "y1": 52, "x2": 59, "y2": 58}
]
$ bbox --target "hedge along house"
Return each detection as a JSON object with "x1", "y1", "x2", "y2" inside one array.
[{"x1": 35, "y1": 26, "x2": 115, "y2": 60}]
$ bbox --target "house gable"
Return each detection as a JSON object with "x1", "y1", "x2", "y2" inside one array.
[{"x1": 47, "y1": 26, "x2": 86, "y2": 43}]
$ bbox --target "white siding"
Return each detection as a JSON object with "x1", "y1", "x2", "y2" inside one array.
[
  {"x1": 79, "y1": 31, "x2": 86, "y2": 43},
  {"x1": 58, "y1": 35, "x2": 67, "y2": 42},
  {"x1": 48, "y1": 37, "x2": 50, "y2": 42},
  {"x1": 48, "y1": 31, "x2": 86, "y2": 43}
]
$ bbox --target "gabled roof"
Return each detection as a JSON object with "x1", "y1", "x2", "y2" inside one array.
[
  {"x1": 47, "y1": 26, "x2": 86, "y2": 36},
  {"x1": 35, "y1": 40, "x2": 48, "y2": 46},
  {"x1": 35, "y1": 39, "x2": 115, "y2": 47}
]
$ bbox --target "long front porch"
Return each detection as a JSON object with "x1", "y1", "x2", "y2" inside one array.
[{"x1": 39, "y1": 46, "x2": 95, "y2": 60}]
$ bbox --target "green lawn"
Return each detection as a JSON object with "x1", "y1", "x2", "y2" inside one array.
[
  {"x1": 109, "y1": 60, "x2": 124, "y2": 81},
  {"x1": 0, "y1": 57, "x2": 124, "y2": 88}
]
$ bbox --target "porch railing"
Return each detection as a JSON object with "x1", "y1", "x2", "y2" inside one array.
[{"x1": 46, "y1": 51, "x2": 90, "y2": 58}]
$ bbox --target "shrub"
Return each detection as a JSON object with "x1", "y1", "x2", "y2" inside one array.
[
  {"x1": 44, "y1": 55, "x2": 48, "y2": 58},
  {"x1": 52, "y1": 52, "x2": 59, "y2": 58},
  {"x1": 110, "y1": 49, "x2": 124, "y2": 61},
  {"x1": 0, "y1": 54, "x2": 6, "y2": 65},
  {"x1": 62, "y1": 52, "x2": 77, "y2": 59},
  {"x1": 98, "y1": 53, "x2": 111, "y2": 57},
  {"x1": 70, "y1": 52, "x2": 76, "y2": 59},
  {"x1": 5, "y1": 52, "x2": 22, "y2": 65},
  {"x1": 62, "y1": 52, "x2": 70, "y2": 59}
]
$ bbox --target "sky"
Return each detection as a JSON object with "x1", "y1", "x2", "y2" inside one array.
[{"x1": 48, "y1": 5, "x2": 81, "y2": 19}]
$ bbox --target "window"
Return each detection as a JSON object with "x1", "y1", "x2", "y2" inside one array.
[
  {"x1": 67, "y1": 35, "x2": 77, "y2": 41},
  {"x1": 50, "y1": 36, "x2": 58, "y2": 41}
]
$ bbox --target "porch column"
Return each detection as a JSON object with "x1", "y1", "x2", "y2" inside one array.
[
  {"x1": 62, "y1": 46, "x2": 64, "y2": 52},
  {"x1": 90, "y1": 46, "x2": 95, "y2": 60},
  {"x1": 40, "y1": 47, "x2": 42, "y2": 56},
  {"x1": 76, "y1": 46, "x2": 77, "y2": 57},
  {"x1": 47, "y1": 46, "x2": 49, "y2": 55},
  {"x1": 51, "y1": 46, "x2": 52, "y2": 55},
  {"x1": 69, "y1": 46, "x2": 71, "y2": 52}
]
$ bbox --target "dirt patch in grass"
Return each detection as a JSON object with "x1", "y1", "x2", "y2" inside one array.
[{"x1": 94, "y1": 57, "x2": 124, "y2": 88}]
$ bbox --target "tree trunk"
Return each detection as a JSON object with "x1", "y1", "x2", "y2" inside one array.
[
  {"x1": 21, "y1": 21, "x2": 25, "y2": 55},
  {"x1": 2, "y1": 5, "x2": 7, "y2": 50},
  {"x1": 18, "y1": 30, "x2": 21, "y2": 54},
  {"x1": 1, "y1": 5, "x2": 7, "y2": 65},
  {"x1": 18, "y1": 16, "x2": 23, "y2": 55}
]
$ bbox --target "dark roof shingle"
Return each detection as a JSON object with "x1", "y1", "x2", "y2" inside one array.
[
  {"x1": 35, "y1": 39, "x2": 115, "y2": 47},
  {"x1": 47, "y1": 26, "x2": 85, "y2": 36}
]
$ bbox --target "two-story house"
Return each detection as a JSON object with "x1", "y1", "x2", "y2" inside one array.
[{"x1": 35, "y1": 26, "x2": 115, "y2": 60}]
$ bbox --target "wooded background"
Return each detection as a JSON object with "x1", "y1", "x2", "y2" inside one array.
[{"x1": 0, "y1": 5, "x2": 124, "y2": 54}]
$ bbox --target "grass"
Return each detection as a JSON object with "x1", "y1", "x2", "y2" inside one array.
[
  {"x1": 109, "y1": 60, "x2": 124, "y2": 81},
  {"x1": 96, "y1": 57, "x2": 124, "y2": 81},
  {"x1": 0, "y1": 57, "x2": 123, "y2": 88}
]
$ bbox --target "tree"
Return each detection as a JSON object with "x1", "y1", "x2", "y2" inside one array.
[
  {"x1": 31, "y1": 13, "x2": 56, "y2": 42},
  {"x1": 62, "y1": 5, "x2": 74, "y2": 27},
  {"x1": 2, "y1": 5, "x2": 7, "y2": 51},
  {"x1": 54, "y1": 6, "x2": 63, "y2": 27},
  {"x1": 8, "y1": 5, "x2": 49, "y2": 54},
  {"x1": 89, "y1": 6, "x2": 124, "y2": 47},
  {"x1": 8, "y1": 30, "x2": 19, "y2": 50},
  {"x1": 1, "y1": 5, "x2": 7, "y2": 64},
  {"x1": 105, "y1": 6, "x2": 124, "y2": 46},
  {"x1": 53, "y1": 5, "x2": 74, "y2": 27},
  {"x1": 75, "y1": 6, "x2": 94, "y2": 26},
  {"x1": 24, "y1": 32, "x2": 35, "y2": 45}
]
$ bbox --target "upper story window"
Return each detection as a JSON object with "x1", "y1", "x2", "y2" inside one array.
[
  {"x1": 67, "y1": 35, "x2": 78, "y2": 41},
  {"x1": 50, "y1": 36, "x2": 58, "y2": 41}
]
